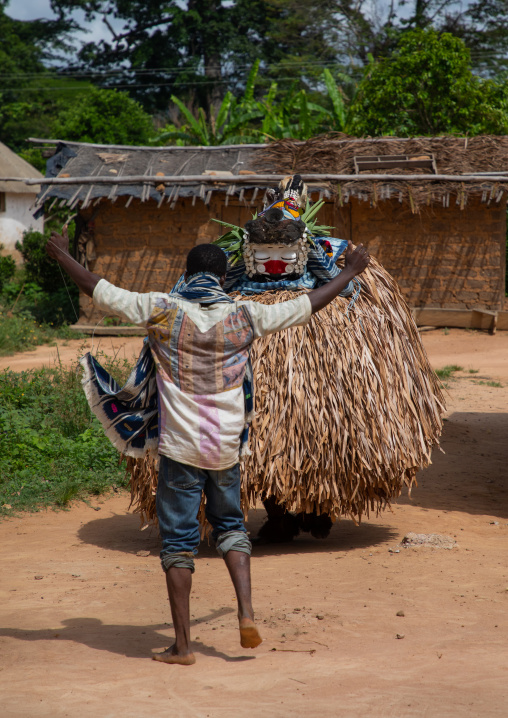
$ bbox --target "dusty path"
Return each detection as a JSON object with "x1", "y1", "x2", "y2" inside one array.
[
  {"x1": 0, "y1": 336, "x2": 144, "y2": 373},
  {"x1": 1, "y1": 327, "x2": 506, "y2": 378},
  {"x1": 1, "y1": 329, "x2": 507, "y2": 717}
]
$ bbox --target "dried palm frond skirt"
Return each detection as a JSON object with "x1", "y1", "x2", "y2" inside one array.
[{"x1": 127, "y1": 256, "x2": 445, "y2": 526}]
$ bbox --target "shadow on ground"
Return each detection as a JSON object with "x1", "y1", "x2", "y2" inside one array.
[
  {"x1": 396, "y1": 411, "x2": 508, "y2": 519},
  {"x1": 0, "y1": 609, "x2": 254, "y2": 662},
  {"x1": 77, "y1": 410, "x2": 507, "y2": 559},
  {"x1": 77, "y1": 510, "x2": 399, "y2": 559}
]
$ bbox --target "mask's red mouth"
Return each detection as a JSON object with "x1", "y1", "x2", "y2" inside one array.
[{"x1": 263, "y1": 259, "x2": 290, "y2": 274}]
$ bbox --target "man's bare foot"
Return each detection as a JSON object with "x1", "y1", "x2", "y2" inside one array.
[
  {"x1": 152, "y1": 645, "x2": 196, "y2": 665},
  {"x1": 239, "y1": 618, "x2": 262, "y2": 649}
]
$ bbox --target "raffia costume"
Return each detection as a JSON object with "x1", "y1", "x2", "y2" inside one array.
[{"x1": 83, "y1": 175, "x2": 445, "y2": 534}]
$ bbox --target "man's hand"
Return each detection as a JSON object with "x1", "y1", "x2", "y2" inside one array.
[
  {"x1": 344, "y1": 241, "x2": 370, "y2": 276},
  {"x1": 46, "y1": 226, "x2": 70, "y2": 261},
  {"x1": 44, "y1": 224, "x2": 102, "y2": 298},
  {"x1": 308, "y1": 241, "x2": 371, "y2": 314}
]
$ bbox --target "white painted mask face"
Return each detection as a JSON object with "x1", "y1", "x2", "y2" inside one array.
[
  {"x1": 250, "y1": 243, "x2": 299, "y2": 276},
  {"x1": 243, "y1": 230, "x2": 310, "y2": 278}
]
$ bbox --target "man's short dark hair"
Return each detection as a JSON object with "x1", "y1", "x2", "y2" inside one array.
[{"x1": 186, "y1": 243, "x2": 228, "y2": 278}]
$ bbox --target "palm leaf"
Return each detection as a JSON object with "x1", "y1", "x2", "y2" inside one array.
[
  {"x1": 211, "y1": 218, "x2": 244, "y2": 231},
  {"x1": 302, "y1": 199, "x2": 326, "y2": 224},
  {"x1": 153, "y1": 129, "x2": 196, "y2": 145},
  {"x1": 197, "y1": 107, "x2": 210, "y2": 144},
  {"x1": 306, "y1": 222, "x2": 332, "y2": 237},
  {"x1": 323, "y1": 68, "x2": 346, "y2": 130},
  {"x1": 170, "y1": 95, "x2": 205, "y2": 142},
  {"x1": 216, "y1": 92, "x2": 233, "y2": 132},
  {"x1": 306, "y1": 101, "x2": 333, "y2": 116},
  {"x1": 298, "y1": 91, "x2": 311, "y2": 138},
  {"x1": 244, "y1": 60, "x2": 260, "y2": 104},
  {"x1": 211, "y1": 227, "x2": 246, "y2": 266}
]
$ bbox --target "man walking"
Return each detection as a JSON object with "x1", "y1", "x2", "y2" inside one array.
[{"x1": 46, "y1": 229, "x2": 369, "y2": 665}]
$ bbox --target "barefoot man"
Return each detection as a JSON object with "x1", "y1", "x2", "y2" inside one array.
[{"x1": 46, "y1": 229, "x2": 370, "y2": 665}]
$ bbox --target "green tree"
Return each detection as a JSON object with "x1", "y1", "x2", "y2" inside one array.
[
  {"x1": 318, "y1": 0, "x2": 508, "y2": 76},
  {"x1": 51, "y1": 87, "x2": 154, "y2": 145},
  {"x1": 347, "y1": 29, "x2": 508, "y2": 137},
  {"x1": 0, "y1": 0, "x2": 79, "y2": 153},
  {"x1": 14, "y1": 226, "x2": 79, "y2": 325},
  {"x1": 49, "y1": 0, "x2": 340, "y2": 113}
]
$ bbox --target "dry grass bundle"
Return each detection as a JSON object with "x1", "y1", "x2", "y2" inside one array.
[
  {"x1": 236, "y1": 256, "x2": 445, "y2": 522},
  {"x1": 254, "y1": 135, "x2": 508, "y2": 212},
  {"x1": 126, "y1": 453, "x2": 158, "y2": 526},
  {"x1": 128, "y1": 256, "x2": 445, "y2": 526}
]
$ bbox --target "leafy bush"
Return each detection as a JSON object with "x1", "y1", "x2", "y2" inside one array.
[
  {"x1": 16, "y1": 227, "x2": 70, "y2": 293},
  {"x1": 0, "y1": 225, "x2": 83, "y2": 356},
  {"x1": 0, "y1": 259, "x2": 16, "y2": 292},
  {"x1": 14, "y1": 227, "x2": 79, "y2": 325},
  {"x1": 0, "y1": 356, "x2": 133, "y2": 515},
  {"x1": 0, "y1": 249, "x2": 16, "y2": 293},
  {"x1": 51, "y1": 87, "x2": 154, "y2": 145},
  {"x1": 0, "y1": 310, "x2": 78, "y2": 357},
  {"x1": 348, "y1": 29, "x2": 508, "y2": 137}
]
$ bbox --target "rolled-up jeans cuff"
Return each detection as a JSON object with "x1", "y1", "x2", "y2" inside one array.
[
  {"x1": 160, "y1": 551, "x2": 195, "y2": 573},
  {"x1": 216, "y1": 530, "x2": 252, "y2": 559}
]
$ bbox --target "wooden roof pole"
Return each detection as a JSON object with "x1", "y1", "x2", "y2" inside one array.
[
  {"x1": 27, "y1": 136, "x2": 483, "y2": 150},
  {"x1": 16, "y1": 173, "x2": 508, "y2": 186}
]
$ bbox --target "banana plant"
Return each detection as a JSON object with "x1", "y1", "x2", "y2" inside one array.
[
  {"x1": 155, "y1": 61, "x2": 264, "y2": 145},
  {"x1": 154, "y1": 63, "x2": 353, "y2": 145},
  {"x1": 322, "y1": 68, "x2": 347, "y2": 131}
]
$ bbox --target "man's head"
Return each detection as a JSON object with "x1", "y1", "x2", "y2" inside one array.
[{"x1": 186, "y1": 243, "x2": 228, "y2": 281}]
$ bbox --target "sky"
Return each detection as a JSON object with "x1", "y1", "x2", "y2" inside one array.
[
  {"x1": 5, "y1": 0, "x2": 121, "y2": 46},
  {"x1": 7, "y1": 0, "x2": 414, "y2": 40}
]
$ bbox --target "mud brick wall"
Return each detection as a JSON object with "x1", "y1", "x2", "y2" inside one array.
[
  {"x1": 331, "y1": 196, "x2": 506, "y2": 311},
  {"x1": 77, "y1": 192, "x2": 506, "y2": 324},
  {"x1": 77, "y1": 195, "x2": 259, "y2": 324}
]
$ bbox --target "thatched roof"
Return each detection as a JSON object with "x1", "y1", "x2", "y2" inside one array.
[
  {"x1": 0, "y1": 141, "x2": 42, "y2": 194},
  {"x1": 255, "y1": 135, "x2": 508, "y2": 212},
  {"x1": 27, "y1": 135, "x2": 508, "y2": 213}
]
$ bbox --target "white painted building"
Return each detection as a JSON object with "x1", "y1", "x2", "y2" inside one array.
[{"x1": 0, "y1": 142, "x2": 44, "y2": 263}]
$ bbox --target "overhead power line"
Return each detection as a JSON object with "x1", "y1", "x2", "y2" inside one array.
[{"x1": 0, "y1": 48, "x2": 506, "y2": 82}]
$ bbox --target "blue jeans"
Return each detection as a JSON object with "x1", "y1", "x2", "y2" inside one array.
[{"x1": 156, "y1": 455, "x2": 251, "y2": 573}]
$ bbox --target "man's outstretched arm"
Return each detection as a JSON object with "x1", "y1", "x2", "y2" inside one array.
[
  {"x1": 45, "y1": 227, "x2": 102, "y2": 297},
  {"x1": 307, "y1": 241, "x2": 370, "y2": 314}
]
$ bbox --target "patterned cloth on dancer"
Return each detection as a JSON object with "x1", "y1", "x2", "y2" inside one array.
[{"x1": 80, "y1": 273, "x2": 244, "y2": 460}]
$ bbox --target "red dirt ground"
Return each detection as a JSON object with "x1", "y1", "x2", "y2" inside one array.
[{"x1": 1, "y1": 328, "x2": 507, "y2": 718}]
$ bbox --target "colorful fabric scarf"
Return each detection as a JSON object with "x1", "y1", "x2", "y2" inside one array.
[
  {"x1": 80, "y1": 272, "x2": 254, "y2": 459},
  {"x1": 175, "y1": 271, "x2": 234, "y2": 305}
]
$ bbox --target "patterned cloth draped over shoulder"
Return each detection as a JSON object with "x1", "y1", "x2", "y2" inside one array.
[{"x1": 80, "y1": 342, "x2": 159, "y2": 458}]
